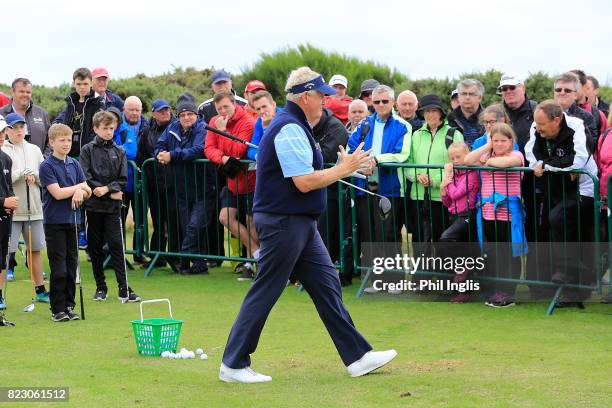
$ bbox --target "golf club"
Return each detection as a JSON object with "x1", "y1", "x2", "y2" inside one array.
[
  {"x1": 118, "y1": 211, "x2": 130, "y2": 303},
  {"x1": 74, "y1": 211, "x2": 85, "y2": 320},
  {"x1": 1, "y1": 229, "x2": 15, "y2": 327},
  {"x1": 23, "y1": 184, "x2": 36, "y2": 313},
  {"x1": 204, "y1": 125, "x2": 391, "y2": 218}
]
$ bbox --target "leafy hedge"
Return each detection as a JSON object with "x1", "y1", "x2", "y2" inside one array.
[{"x1": 1, "y1": 44, "x2": 610, "y2": 121}]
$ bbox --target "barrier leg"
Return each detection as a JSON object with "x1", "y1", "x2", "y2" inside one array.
[
  {"x1": 546, "y1": 285, "x2": 564, "y2": 316},
  {"x1": 144, "y1": 253, "x2": 160, "y2": 278},
  {"x1": 357, "y1": 267, "x2": 373, "y2": 298}
]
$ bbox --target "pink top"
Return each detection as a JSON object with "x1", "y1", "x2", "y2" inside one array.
[
  {"x1": 441, "y1": 169, "x2": 480, "y2": 214},
  {"x1": 480, "y1": 151, "x2": 524, "y2": 221},
  {"x1": 597, "y1": 129, "x2": 612, "y2": 208}
]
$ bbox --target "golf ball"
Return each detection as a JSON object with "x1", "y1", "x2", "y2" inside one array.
[
  {"x1": 200, "y1": 353, "x2": 208, "y2": 360},
  {"x1": 180, "y1": 348, "x2": 187, "y2": 353},
  {"x1": 188, "y1": 351, "x2": 195, "y2": 359},
  {"x1": 195, "y1": 348, "x2": 204, "y2": 355},
  {"x1": 161, "y1": 351, "x2": 170, "y2": 358}
]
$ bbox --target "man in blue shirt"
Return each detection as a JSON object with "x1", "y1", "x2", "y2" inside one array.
[{"x1": 219, "y1": 67, "x2": 397, "y2": 384}]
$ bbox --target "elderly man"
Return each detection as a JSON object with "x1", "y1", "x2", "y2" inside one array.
[
  {"x1": 0, "y1": 78, "x2": 51, "y2": 153},
  {"x1": 324, "y1": 74, "x2": 353, "y2": 125},
  {"x1": 586, "y1": 75, "x2": 609, "y2": 117},
  {"x1": 120, "y1": 96, "x2": 149, "y2": 264},
  {"x1": 91, "y1": 67, "x2": 124, "y2": 111},
  {"x1": 553, "y1": 72, "x2": 598, "y2": 145},
  {"x1": 396, "y1": 90, "x2": 424, "y2": 130},
  {"x1": 346, "y1": 99, "x2": 368, "y2": 133},
  {"x1": 220, "y1": 67, "x2": 396, "y2": 384},
  {"x1": 447, "y1": 79, "x2": 485, "y2": 147},
  {"x1": 525, "y1": 100, "x2": 598, "y2": 304},
  {"x1": 198, "y1": 70, "x2": 248, "y2": 124},
  {"x1": 359, "y1": 79, "x2": 380, "y2": 114},
  {"x1": 156, "y1": 93, "x2": 212, "y2": 275},
  {"x1": 138, "y1": 99, "x2": 177, "y2": 269}
]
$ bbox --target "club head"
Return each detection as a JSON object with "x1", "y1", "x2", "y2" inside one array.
[
  {"x1": 0, "y1": 313, "x2": 15, "y2": 327},
  {"x1": 379, "y1": 197, "x2": 392, "y2": 220},
  {"x1": 22, "y1": 302, "x2": 35, "y2": 313}
]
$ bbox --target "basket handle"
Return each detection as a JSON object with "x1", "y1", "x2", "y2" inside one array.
[{"x1": 139, "y1": 298, "x2": 173, "y2": 322}]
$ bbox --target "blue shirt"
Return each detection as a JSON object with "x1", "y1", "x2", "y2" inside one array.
[
  {"x1": 39, "y1": 155, "x2": 86, "y2": 224},
  {"x1": 274, "y1": 123, "x2": 314, "y2": 177}
]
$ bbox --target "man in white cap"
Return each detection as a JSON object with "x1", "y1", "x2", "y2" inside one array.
[
  {"x1": 324, "y1": 74, "x2": 353, "y2": 125},
  {"x1": 219, "y1": 66, "x2": 397, "y2": 384},
  {"x1": 498, "y1": 74, "x2": 537, "y2": 151}
]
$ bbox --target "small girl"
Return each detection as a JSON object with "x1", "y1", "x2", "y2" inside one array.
[
  {"x1": 440, "y1": 142, "x2": 480, "y2": 303},
  {"x1": 464, "y1": 123, "x2": 527, "y2": 308}
]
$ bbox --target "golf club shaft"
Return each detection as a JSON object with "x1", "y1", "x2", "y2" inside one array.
[
  {"x1": 338, "y1": 179, "x2": 385, "y2": 199},
  {"x1": 203, "y1": 124, "x2": 258, "y2": 149},
  {"x1": 74, "y1": 211, "x2": 85, "y2": 320},
  {"x1": 26, "y1": 184, "x2": 36, "y2": 307}
]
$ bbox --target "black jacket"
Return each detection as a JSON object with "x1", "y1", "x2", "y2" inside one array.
[
  {"x1": 54, "y1": 90, "x2": 105, "y2": 157},
  {"x1": 0, "y1": 150, "x2": 14, "y2": 222},
  {"x1": 504, "y1": 97, "x2": 537, "y2": 153},
  {"x1": 597, "y1": 98, "x2": 610, "y2": 118},
  {"x1": 567, "y1": 102, "x2": 597, "y2": 149},
  {"x1": 313, "y1": 109, "x2": 350, "y2": 193},
  {"x1": 447, "y1": 106, "x2": 485, "y2": 145},
  {"x1": 138, "y1": 117, "x2": 173, "y2": 190},
  {"x1": 80, "y1": 136, "x2": 127, "y2": 213},
  {"x1": 197, "y1": 89, "x2": 247, "y2": 124}
]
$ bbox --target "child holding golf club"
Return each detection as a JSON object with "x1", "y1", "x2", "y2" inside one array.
[
  {"x1": 0, "y1": 115, "x2": 19, "y2": 312},
  {"x1": 39, "y1": 124, "x2": 92, "y2": 322},
  {"x1": 1, "y1": 113, "x2": 49, "y2": 304},
  {"x1": 80, "y1": 111, "x2": 141, "y2": 303}
]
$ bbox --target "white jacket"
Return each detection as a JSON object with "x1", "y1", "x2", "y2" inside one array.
[{"x1": 1, "y1": 140, "x2": 44, "y2": 221}]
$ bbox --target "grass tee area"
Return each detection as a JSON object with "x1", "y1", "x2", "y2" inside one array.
[{"x1": 1, "y1": 256, "x2": 611, "y2": 407}]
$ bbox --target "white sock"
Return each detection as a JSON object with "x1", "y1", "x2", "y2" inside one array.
[
  {"x1": 253, "y1": 249, "x2": 261, "y2": 259},
  {"x1": 244, "y1": 262, "x2": 253, "y2": 270}
]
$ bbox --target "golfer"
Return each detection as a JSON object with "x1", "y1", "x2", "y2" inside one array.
[{"x1": 220, "y1": 67, "x2": 397, "y2": 383}]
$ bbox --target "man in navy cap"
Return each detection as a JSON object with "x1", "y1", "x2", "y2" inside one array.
[
  {"x1": 219, "y1": 66, "x2": 397, "y2": 384},
  {"x1": 139, "y1": 99, "x2": 176, "y2": 269}
]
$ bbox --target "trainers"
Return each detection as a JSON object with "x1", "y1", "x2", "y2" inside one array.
[
  {"x1": 51, "y1": 312, "x2": 70, "y2": 322},
  {"x1": 180, "y1": 265, "x2": 209, "y2": 275},
  {"x1": 0, "y1": 296, "x2": 5, "y2": 310},
  {"x1": 219, "y1": 363, "x2": 272, "y2": 383},
  {"x1": 233, "y1": 262, "x2": 247, "y2": 274},
  {"x1": 119, "y1": 287, "x2": 141, "y2": 303},
  {"x1": 6, "y1": 268, "x2": 14, "y2": 281},
  {"x1": 93, "y1": 289, "x2": 108, "y2": 301},
  {"x1": 36, "y1": 292, "x2": 51, "y2": 303},
  {"x1": 485, "y1": 293, "x2": 516, "y2": 308},
  {"x1": 237, "y1": 265, "x2": 255, "y2": 281},
  {"x1": 65, "y1": 307, "x2": 81, "y2": 320},
  {"x1": 347, "y1": 350, "x2": 398, "y2": 377},
  {"x1": 78, "y1": 230, "x2": 88, "y2": 249}
]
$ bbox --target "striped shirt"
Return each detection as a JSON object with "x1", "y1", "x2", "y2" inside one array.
[{"x1": 480, "y1": 151, "x2": 524, "y2": 221}]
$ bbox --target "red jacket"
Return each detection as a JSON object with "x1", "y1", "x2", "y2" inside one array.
[
  {"x1": 324, "y1": 95, "x2": 352, "y2": 124},
  {"x1": 205, "y1": 104, "x2": 255, "y2": 194},
  {"x1": 0, "y1": 92, "x2": 9, "y2": 108}
]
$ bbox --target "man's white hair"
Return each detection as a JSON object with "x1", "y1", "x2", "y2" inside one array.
[
  {"x1": 285, "y1": 66, "x2": 320, "y2": 102},
  {"x1": 124, "y1": 95, "x2": 142, "y2": 109}
]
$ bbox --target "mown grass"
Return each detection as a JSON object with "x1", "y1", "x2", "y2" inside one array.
[{"x1": 1, "y1": 253, "x2": 611, "y2": 408}]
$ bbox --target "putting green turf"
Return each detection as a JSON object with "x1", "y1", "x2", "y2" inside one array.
[{"x1": 1, "y1": 253, "x2": 611, "y2": 408}]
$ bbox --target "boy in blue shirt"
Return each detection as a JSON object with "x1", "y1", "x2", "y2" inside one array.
[{"x1": 39, "y1": 124, "x2": 92, "y2": 322}]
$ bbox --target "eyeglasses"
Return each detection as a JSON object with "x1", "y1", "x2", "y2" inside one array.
[
  {"x1": 459, "y1": 92, "x2": 479, "y2": 98},
  {"x1": 554, "y1": 88, "x2": 575, "y2": 94},
  {"x1": 482, "y1": 120, "x2": 500, "y2": 126},
  {"x1": 500, "y1": 85, "x2": 516, "y2": 92},
  {"x1": 361, "y1": 91, "x2": 373, "y2": 97},
  {"x1": 373, "y1": 99, "x2": 390, "y2": 105}
]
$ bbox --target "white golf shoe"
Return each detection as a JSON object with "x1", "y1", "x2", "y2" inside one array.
[
  {"x1": 347, "y1": 349, "x2": 398, "y2": 377},
  {"x1": 219, "y1": 363, "x2": 272, "y2": 383}
]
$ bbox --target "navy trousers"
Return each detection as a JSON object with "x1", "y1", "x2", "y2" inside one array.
[{"x1": 222, "y1": 213, "x2": 372, "y2": 368}]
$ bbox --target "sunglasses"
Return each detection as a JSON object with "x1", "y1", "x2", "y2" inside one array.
[
  {"x1": 500, "y1": 85, "x2": 516, "y2": 92},
  {"x1": 373, "y1": 99, "x2": 390, "y2": 105},
  {"x1": 554, "y1": 88, "x2": 575, "y2": 94}
]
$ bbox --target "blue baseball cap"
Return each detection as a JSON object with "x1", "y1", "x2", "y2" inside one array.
[
  {"x1": 152, "y1": 99, "x2": 171, "y2": 112},
  {"x1": 289, "y1": 75, "x2": 336, "y2": 96},
  {"x1": 4, "y1": 112, "x2": 25, "y2": 126},
  {"x1": 211, "y1": 70, "x2": 231, "y2": 85}
]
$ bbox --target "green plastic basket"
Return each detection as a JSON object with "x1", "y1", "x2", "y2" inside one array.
[{"x1": 131, "y1": 299, "x2": 183, "y2": 356}]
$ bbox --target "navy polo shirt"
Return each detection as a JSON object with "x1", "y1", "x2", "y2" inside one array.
[{"x1": 39, "y1": 155, "x2": 86, "y2": 224}]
